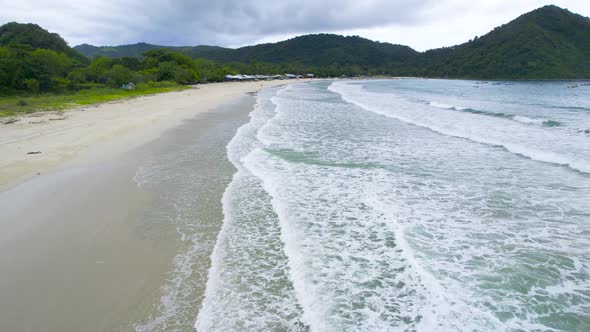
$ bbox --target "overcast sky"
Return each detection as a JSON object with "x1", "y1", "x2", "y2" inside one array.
[{"x1": 1, "y1": 0, "x2": 589, "y2": 51}]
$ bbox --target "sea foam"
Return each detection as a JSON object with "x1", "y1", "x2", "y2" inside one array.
[
  {"x1": 329, "y1": 82, "x2": 590, "y2": 174},
  {"x1": 195, "y1": 86, "x2": 306, "y2": 331},
  {"x1": 196, "y1": 80, "x2": 590, "y2": 331}
]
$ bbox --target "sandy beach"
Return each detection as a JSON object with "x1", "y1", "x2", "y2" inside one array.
[
  {"x1": 0, "y1": 80, "x2": 309, "y2": 331},
  {"x1": 0, "y1": 80, "x2": 305, "y2": 189}
]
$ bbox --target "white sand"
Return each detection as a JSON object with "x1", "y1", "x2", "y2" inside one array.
[
  {"x1": 0, "y1": 160, "x2": 175, "y2": 332},
  {"x1": 0, "y1": 80, "x2": 308, "y2": 188}
]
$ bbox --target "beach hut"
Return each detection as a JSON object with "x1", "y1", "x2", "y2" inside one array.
[{"x1": 121, "y1": 82, "x2": 136, "y2": 90}]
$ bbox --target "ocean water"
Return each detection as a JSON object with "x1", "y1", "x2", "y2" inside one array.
[
  {"x1": 196, "y1": 79, "x2": 590, "y2": 331},
  {"x1": 132, "y1": 98, "x2": 253, "y2": 332}
]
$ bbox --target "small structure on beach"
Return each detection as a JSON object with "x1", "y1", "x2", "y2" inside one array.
[
  {"x1": 224, "y1": 73, "x2": 310, "y2": 81},
  {"x1": 121, "y1": 82, "x2": 135, "y2": 90},
  {"x1": 224, "y1": 74, "x2": 283, "y2": 81}
]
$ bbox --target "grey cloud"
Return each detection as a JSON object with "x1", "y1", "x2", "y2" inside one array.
[
  {"x1": 9, "y1": 0, "x2": 588, "y2": 49},
  {"x1": 142, "y1": 0, "x2": 437, "y2": 45},
  {"x1": 0, "y1": 0, "x2": 437, "y2": 46}
]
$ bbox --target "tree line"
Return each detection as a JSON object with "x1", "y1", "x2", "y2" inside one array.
[
  {"x1": 0, "y1": 22, "x2": 401, "y2": 95},
  {"x1": 0, "y1": 42, "x2": 382, "y2": 95},
  {"x1": 0, "y1": 44, "x2": 243, "y2": 94}
]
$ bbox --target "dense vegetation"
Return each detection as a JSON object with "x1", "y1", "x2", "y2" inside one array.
[
  {"x1": 1, "y1": 22, "x2": 88, "y2": 64},
  {"x1": 409, "y1": 5, "x2": 590, "y2": 78},
  {"x1": 74, "y1": 35, "x2": 417, "y2": 77},
  {"x1": 0, "y1": 22, "x2": 242, "y2": 96},
  {"x1": 1, "y1": 5, "x2": 589, "y2": 104},
  {"x1": 0, "y1": 24, "x2": 238, "y2": 115},
  {"x1": 74, "y1": 34, "x2": 416, "y2": 78}
]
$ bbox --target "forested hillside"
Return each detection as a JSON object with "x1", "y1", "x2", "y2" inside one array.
[
  {"x1": 0, "y1": 23, "x2": 239, "y2": 95},
  {"x1": 74, "y1": 34, "x2": 417, "y2": 77},
  {"x1": 0, "y1": 23, "x2": 89, "y2": 93},
  {"x1": 411, "y1": 5, "x2": 590, "y2": 78},
  {"x1": 1, "y1": 22, "x2": 88, "y2": 64},
  {"x1": 74, "y1": 5, "x2": 590, "y2": 79},
  {"x1": 75, "y1": 42, "x2": 229, "y2": 61}
]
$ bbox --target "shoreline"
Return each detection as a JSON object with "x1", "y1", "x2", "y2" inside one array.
[
  {"x1": 0, "y1": 80, "x2": 309, "y2": 331},
  {"x1": 134, "y1": 95, "x2": 258, "y2": 331},
  {"x1": 0, "y1": 79, "x2": 312, "y2": 190}
]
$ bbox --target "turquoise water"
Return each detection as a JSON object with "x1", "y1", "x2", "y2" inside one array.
[{"x1": 196, "y1": 80, "x2": 590, "y2": 331}]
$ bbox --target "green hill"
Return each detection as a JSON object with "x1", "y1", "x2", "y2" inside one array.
[
  {"x1": 0, "y1": 22, "x2": 94, "y2": 94},
  {"x1": 74, "y1": 42, "x2": 165, "y2": 58},
  {"x1": 74, "y1": 34, "x2": 416, "y2": 69},
  {"x1": 0, "y1": 22, "x2": 88, "y2": 64},
  {"x1": 201, "y1": 34, "x2": 416, "y2": 67},
  {"x1": 74, "y1": 42, "x2": 229, "y2": 60},
  {"x1": 413, "y1": 5, "x2": 590, "y2": 78}
]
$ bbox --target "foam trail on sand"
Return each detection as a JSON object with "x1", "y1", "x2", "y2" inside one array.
[
  {"x1": 195, "y1": 87, "x2": 307, "y2": 331},
  {"x1": 133, "y1": 101, "x2": 255, "y2": 332}
]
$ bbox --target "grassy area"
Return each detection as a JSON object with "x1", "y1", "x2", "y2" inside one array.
[{"x1": 0, "y1": 81, "x2": 190, "y2": 117}]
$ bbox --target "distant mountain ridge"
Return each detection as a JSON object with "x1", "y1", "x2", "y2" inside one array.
[
  {"x1": 73, "y1": 5, "x2": 590, "y2": 79},
  {"x1": 75, "y1": 34, "x2": 417, "y2": 69},
  {"x1": 74, "y1": 42, "x2": 168, "y2": 58},
  {"x1": 75, "y1": 42, "x2": 229, "y2": 60}
]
